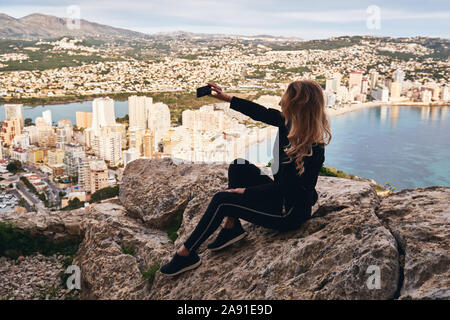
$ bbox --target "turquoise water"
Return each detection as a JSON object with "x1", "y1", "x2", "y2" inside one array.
[
  {"x1": 247, "y1": 105, "x2": 450, "y2": 190},
  {"x1": 2, "y1": 102, "x2": 449, "y2": 189}
]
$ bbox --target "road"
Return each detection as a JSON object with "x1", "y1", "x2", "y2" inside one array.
[
  {"x1": 3, "y1": 157, "x2": 64, "y2": 210},
  {"x1": 7, "y1": 188, "x2": 32, "y2": 212},
  {"x1": 22, "y1": 163, "x2": 62, "y2": 209}
]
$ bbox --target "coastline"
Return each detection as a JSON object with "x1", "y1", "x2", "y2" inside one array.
[
  {"x1": 242, "y1": 126, "x2": 278, "y2": 150},
  {"x1": 326, "y1": 100, "x2": 450, "y2": 117}
]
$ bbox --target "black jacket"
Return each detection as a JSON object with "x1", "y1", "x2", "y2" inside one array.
[{"x1": 230, "y1": 96, "x2": 324, "y2": 209}]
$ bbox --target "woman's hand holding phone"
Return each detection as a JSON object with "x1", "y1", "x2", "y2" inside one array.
[{"x1": 207, "y1": 82, "x2": 232, "y2": 102}]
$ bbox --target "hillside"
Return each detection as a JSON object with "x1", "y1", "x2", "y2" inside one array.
[{"x1": 0, "y1": 13, "x2": 149, "y2": 40}]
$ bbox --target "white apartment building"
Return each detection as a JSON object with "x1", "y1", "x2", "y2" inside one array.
[
  {"x1": 394, "y1": 69, "x2": 405, "y2": 83},
  {"x1": 442, "y1": 86, "x2": 449, "y2": 101},
  {"x1": 43, "y1": 110, "x2": 52, "y2": 126},
  {"x1": 91, "y1": 97, "x2": 116, "y2": 135},
  {"x1": 64, "y1": 147, "x2": 85, "y2": 177},
  {"x1": 390, "y1": 82, "x2": 402, "y2": 100},
  {"x1": 422, "y1": 90, "x2": 432, "y2": 103},
  {"x1": 123, "y1": 148, "x2": 140, "y2": 167},
  {"x1": 10, "y1": 148, "x2": 27, "y2": 163},
  {"x1": 325, "y1": 78, "x2": 338, "y2": 92},
  {"x1": 12, "y1": 134, "x2": 30, "y2": 149},
  {"x1": 5, "y1": 104, "x2": 23, "y2": 126},
  {"x1": 372, "y1": 87, "x2": 389, "y2": 102},
  {"x1": 348, "y1": 72, "x2": 363, "y2": 93},
  {"x1": 22, "y1": 126, "x2": 39, "y2": 144},
  {"x1": 147, "y1": 101, "x2": 170, "y2": 150},
  {"x1": 128, "y1": 95, "x2": 151, "y2": 129},
  {"x1": 56, "y1": 123, "x2": 73, "y2": 149},
  {"x1": 324, "y1": 90, "x2": 337, "y2": 107},
  {"x1": 88, "y1": 160, "x2": 109, "y2": 194},
  {"x1": 97, "y1": 131, "x2": 122, "y2": 166}
]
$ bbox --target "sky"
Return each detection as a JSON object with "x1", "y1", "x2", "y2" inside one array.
[{"x1": 1, "y1": 0, "x2": 450, "y2": 39}]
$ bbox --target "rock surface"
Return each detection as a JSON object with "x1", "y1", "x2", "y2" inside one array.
[
  {"x1": 1, "y1": 158, "x2": 449, "y2": 300},
  {"x1": 377, "y1": 186, "x2": 450, "y2": 299},
  {"x1": 0, "y1": 253, "x2": 79, "y2": 300},
  {"x1": 119, "y1": 158, "x2": 228, "y2": 229}
]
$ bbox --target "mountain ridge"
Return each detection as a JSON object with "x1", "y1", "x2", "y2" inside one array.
[
  {"x1": 0, "y1": 12, "x2": 305, "y2": 41},
  {"x1": 0, "y1": 12, "x2": 149, "y2": 40}
]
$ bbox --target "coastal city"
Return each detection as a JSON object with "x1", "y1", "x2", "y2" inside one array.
[
  {"x1": 0, "y1": 33, "x2": 449, "y2": 215},
  {"x1": 0, "y1": 0, "x2": 449, "y2": 303}
]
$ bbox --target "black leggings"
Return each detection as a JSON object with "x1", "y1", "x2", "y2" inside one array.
[{"x1": 183, "y1": 158, "x2": 310, "y2": 253}]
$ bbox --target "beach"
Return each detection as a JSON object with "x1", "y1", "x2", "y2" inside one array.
[
  {"x1": 326, "y1": 100, "x2": 450, "y2": 117},
  {"x1": 326, "y1": 101, "x2": 392, "y2": 117}
]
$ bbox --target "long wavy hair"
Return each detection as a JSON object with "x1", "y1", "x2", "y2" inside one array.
[{"x1": 280, "y1": 80, "x2": 332, "y2": 175}]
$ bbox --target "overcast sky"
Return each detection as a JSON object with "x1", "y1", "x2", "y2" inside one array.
[{"x1": 1, "y1": 0, "x2": 449, "y2": 39}]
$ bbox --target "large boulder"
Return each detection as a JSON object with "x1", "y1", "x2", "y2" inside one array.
[
  {"x1": 72, "y1": 201, "x2": 172, "y2": 300},
  {"x1": 377, "y1": 186, "x2": 450, "y2": 299},
  {"x1": 119, "y1": 158, "x2": 228, "y2": 229}
]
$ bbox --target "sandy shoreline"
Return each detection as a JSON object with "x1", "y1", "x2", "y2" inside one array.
[{"x1": 326, "y1": 101, "x2": 450, "y2": 117}]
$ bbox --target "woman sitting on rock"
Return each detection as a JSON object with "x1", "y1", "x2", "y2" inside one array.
[{"x1": 160, "y1": 80, "x2": 332, "y2": 276}]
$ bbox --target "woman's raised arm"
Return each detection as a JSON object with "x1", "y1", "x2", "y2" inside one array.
[{"x1": 207, "y1": 82, "x2": 284, "y2": 127}]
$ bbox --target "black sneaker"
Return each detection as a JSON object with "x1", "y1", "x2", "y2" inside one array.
[
  {"x1": 207, "y1": 224, "x2": 247, "y2": 251},
  {"x1": 159, "y1": 252, "x2": 201, "y2": 276}
]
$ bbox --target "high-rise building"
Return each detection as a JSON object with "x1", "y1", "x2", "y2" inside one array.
[
  {"x1": 422, "y1": 90, "x2": 432, "y2": 103},
  {"x1": 5, "y1": 104, "x2": 23, "y2": 127},
  {"x1": 143, "y1": 129, "x2": 154, "y2": 158},
  {"x1": 147, "y1": 102, "x2": 170, "y2": 149},
  {"x1": 47, "y1": 149, "x2": 65, "y2": 165},
  {"x1": 88, "y1": 160, "x2": 109, "y2": 194},
  {"x1": 12, "y1": 134, "x2": 30, "y2": 149},
  {"x1": 432, "y1": 86, "x2": 440, "y2": 101},
  {"x1": 76, "y1": 111, "x2": 93, "y2": 129},
  {"x1": 36, "y1": 117, "x2": 56, "y2": 147},
  {"x1": 23, "y1": 126, "x2": 39, "y2": 144},
  {"x1": 348, "y1": 72, "x2": 363, "y2": 92},
  {"x1": 390, "y1": 82, "x2": 402, "y2": 100},
  {"x1": 333, "y1": 73, "x2": 342, "y2": 88},
  {"x1": 325, "y1": 79, "x2": 338, "y2": 92},
  {"x1": 361, "y1": 78, "x2": 369, "y2": 94},
  {"x1": 394, "y1": 69, "x2": 405, "y2": 83},
  {"x1": 442, "y1": 86, "x2": 449, "y2": 101},
  {"x1": 97, "y1": 131, "x2": 122, "y2": 166},
  {"x1": 128, "y1": 96, "x2": 151, "y2": 129},
  {"x1": 91, "y1": 98, "x2": 116, "y2": 134},
  {"x1": 324, "y1": 91, "x2": 336, "y2": 107},
  {"x1": 127, "y1": 127, "x2": 145, "y2": 155},
  {"x1": 64, "y1": 144, "x2": 85, "y2": 177},
  {"x1": 372, "y1": 87, "x2": 389, "y2": 102},
  {"x1": 56, "y1": 121, "x2": 73, "y2": 149},
  {"x1": 369, "y1": 70, "x2": 379, "y2": 90},
  {"x1": 43, "y1": 110, "x2": 52, "y2": 127},
  {"x1": 0, "y1": 118, "x2": 22, "y2": 146},
  {"x1": 78, "y1": 157, "x2": 91, "y2": 189},
  {"x1": 123, "y1": 148, "x2": 140, "y2": 167}
]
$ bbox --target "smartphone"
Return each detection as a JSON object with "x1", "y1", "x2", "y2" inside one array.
[{"x1": 196, "y1": 85, "x2": 211, "y2": 98}]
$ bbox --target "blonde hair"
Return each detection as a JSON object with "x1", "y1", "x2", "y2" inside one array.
[{"x1": 280, "y1": 80, "x2": 332, "y2": 175}]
